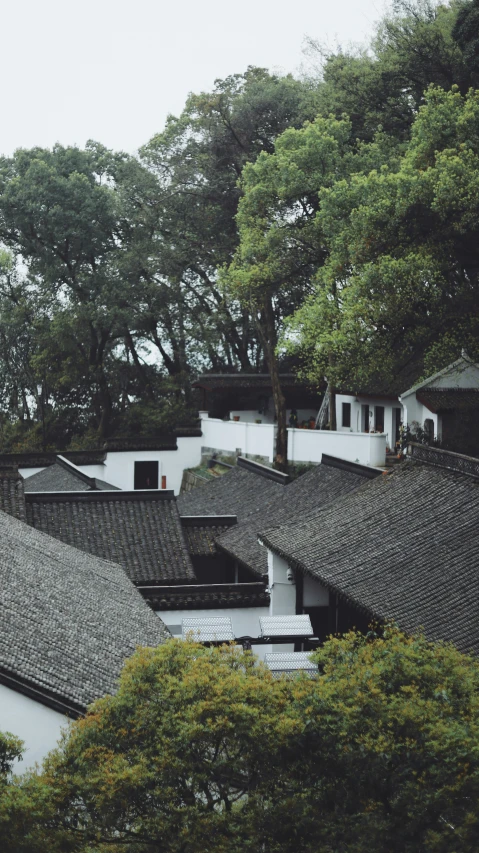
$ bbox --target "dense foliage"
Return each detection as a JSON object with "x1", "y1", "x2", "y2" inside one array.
[
  {"x1": 0, "y1": 0, "x2": 477, "y2": 455},
  {"x1": 3, "y1": 630, "x2": 479, "y2": 851}
]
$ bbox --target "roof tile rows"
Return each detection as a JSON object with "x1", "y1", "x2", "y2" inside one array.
[
  {"x1": 417, "y1": 388, "x2": 479, "y2": 412},
  {"x1": 215, "y1": 460, "x2": 377, "y2": 576},
  {"x1": 142, "y1": 583, "x2": 270, "y2": 610},
  {"x1": 177, "y1": 464, "x2": 285, "y2": 522},
  {"x1": 0, "y1": 509, "x2": 169, "y2": 712},
  {"x1": 261, "y1": 461, "x2": 479, "y2": 656},
  {"x1": 182, "y1": 523, "x2": 234, "y2": 556},
  {"x1": 26, "y1": 492, "x2": 196, "y2": 585},
  {"x1": 0, "y1": 467, "x2": 26, "y2": 521},
  {"x1": 23, "y1": 460, "x2": 118, "y2": 492}
]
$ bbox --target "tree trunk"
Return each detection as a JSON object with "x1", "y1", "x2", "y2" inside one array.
[
  {"x1": 328, "y1": 353, "x2": 337, "y2": 431},
  {"x1": 259, "y1": 296, "x2": 287, "y2": 472}
]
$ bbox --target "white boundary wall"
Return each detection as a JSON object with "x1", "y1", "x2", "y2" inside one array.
[
  {"x1": 19, "y1": 419, "x2": 386, "y2": 495},
  {"x1": 200, "y1": 416, "x2": 386, "y2": 468},
  {"x1": 288, "y1": 428, "x2": 386, "y2": 467}
]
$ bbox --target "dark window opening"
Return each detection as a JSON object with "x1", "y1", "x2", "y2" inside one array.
[
  {"x1": 393, "y1": 407, "x2": 402, "y2": 444},
  {"x1": 375, "y1": 405, "x2": 385, "y2": 433},
  {"x1": 362, "y1": 404, "x2": 370, "y2": 432},
  {"x1": 134, "y1": 461, "x2": 159, "y2": 490},
  {"x1": 342, "y1": 402, "x2": 351, "y2": 428},
  {"x1": 424, "y1": 418, "x2": 434, "y2": 443}
]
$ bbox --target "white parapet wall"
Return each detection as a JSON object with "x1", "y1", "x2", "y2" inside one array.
[
  {"x1": 200, "y1": 416, "x2": 386, "y2": 468},
  {"x1": 288, "y1": 428, "x2": 386, "y2": 467},
  {"x1": 199, "y1": 415, "x2": 276, "y2": 463}
]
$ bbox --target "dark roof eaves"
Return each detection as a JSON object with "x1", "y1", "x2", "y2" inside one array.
[
  {"x1": 180, "y1": 515, "x2": 238, "y2": 527},
  {"x1": 237, "y1": 456, "x2": 289, "y2": 485},
  {"x1": 25, "y1": 489, "x2": 177, "y2": 504},
  {"x1": 215, "y1": 538, "x2": 266, "y2": 579},
  {"x1": 0, "y1": 667, "x2": 84, "y2": 718},
  {"x1": 321, "y1": 454, "x2": 383, "y2": 480}
]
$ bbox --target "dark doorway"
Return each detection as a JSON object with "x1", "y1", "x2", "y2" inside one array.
[
  {"x1": 393, "y1": 407, "x2": 402, "y2": 445},
  {"x1": 375, "y1": 406, "x2": 385, "y2": 433},
  {"x1": 362, "y1": 404, "x2": 369, "y2": 432},
  {"x1": 134, "y1": 461, "x2": 159, "y2": 490}
]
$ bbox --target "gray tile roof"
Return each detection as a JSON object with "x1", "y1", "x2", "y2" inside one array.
[
  {"x1": 216, "y1": 458, "x2": 378, "y2": 576},
  {"x1": 417, "y1": 388, "x2": 479, "y2": 412},
  {"x1": 182, "y1": 523, "x2": 235, "y2": 556},
  {"x1": 0, "y1": 450, "x2": 106, "y2": 468},
  {"x1": 0, "y1": 466, "x2": 26, "y2": 521},
  {"x1": 177, "y1": 464, "x2": 286, "y2": 521},
  {"x1": 23, "y1": 458, "x2": 118, "y2": 493},
  {"x1": 0, "y1": 509, "x2": 169, "y2": 713},
  {"x1": 261, "y1": 460, "x2": 479, "y2": 656},
  {"x1": 25, "y1": 491, "x2": 196, "y2": 586}
]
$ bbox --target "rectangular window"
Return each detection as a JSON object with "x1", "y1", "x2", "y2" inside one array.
[
  {"x1": 342, "y1": 402, "x2": 351, "y2": 428},
  {"x1": 134, "y1": 461, "x2": 159, "y2": 490}
]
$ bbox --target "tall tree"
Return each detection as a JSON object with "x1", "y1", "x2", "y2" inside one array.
[
  {"x1": 284, "y1": 86, "x2": 479, "y2": 390},
  {"x1": 138, "y1": 68, "x2": 319, "y2": 379},
  {"x1": 223, "y1": 116, "x2": 391, "y2": 466}
]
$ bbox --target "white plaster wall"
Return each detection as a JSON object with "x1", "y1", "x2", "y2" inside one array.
[
  {"x1": 335, "y1": 394, "x2": 403, "y2": 451},
  {"x1": 200, "y1": 417, "x2": 275, "y2": 462},
  {"x1": 76, "y1": 449, "x2": 194, "y2": 495},
  {"x1": 430, "y1": 361, "x2": 479, "y2": 389},
  {"x1": 288, "y1": 428, "x2": 386, "y2": 467},
  {"x1": 401, "y1": 397, "x2": 439, "y2": 438},
  {"x1": 157, "y1": 607, "x2": 271, "y2": 660},
  {"x1": 0, "y1": 684, "x2": 68, "y2": 773},
  {"x1": 267, "y1": 551, "x2": 296, "y2": 653}
]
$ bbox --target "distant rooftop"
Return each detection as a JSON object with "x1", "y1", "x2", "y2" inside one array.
[{"x1": 25, "y1": 489, "x2": 195, "y2": 586}]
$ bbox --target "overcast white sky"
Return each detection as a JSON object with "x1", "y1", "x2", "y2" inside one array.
[{"x1": 2, "y1": 0, "x2": 387, "y2": 157}]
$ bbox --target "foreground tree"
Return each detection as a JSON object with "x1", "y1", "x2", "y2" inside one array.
[{"x1": 8, "y1": 631, "x2": 478, "y2": 851}]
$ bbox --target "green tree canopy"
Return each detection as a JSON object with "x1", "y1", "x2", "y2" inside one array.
[
  {"x1": 284, "y1": 86, "x2": 479, "y2": 390},
  {"x1": 6, "y1": 630, "x2": 479, "y2": 852}
]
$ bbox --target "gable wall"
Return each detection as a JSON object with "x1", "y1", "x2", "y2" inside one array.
[
  {"x1": 0, "y1": 683, "x2": 68, "y2": 773},
  {"x1": 430, "y1": 362, "x2": 479, "y2": 389}
]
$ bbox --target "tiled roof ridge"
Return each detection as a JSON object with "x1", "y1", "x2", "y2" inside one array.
[
  {"x1": 321, "y1": 454, "x2": 383, "y2": 480},
  {"x1": 237, "y1": 456, "x2": 289, "y2": 485},
  {"x1": 25, "y1": 489, "x2": 177, "y2": 503},
  {"x1": 55, "y1": 455, "x2": 97, "y2": 489},
  {"x1": 195, "y1": 372, "x2": 298, "y2": 379},
  {"x1": 419, "y1": 386, "x2": 479, "y2": 393},
  {"x1": 180, "y1": 515, "x2": 237, "y2": 526},
  {"x1": 0, "y1": 450, "x2": 106, "y2": 468},
  {"x1": 141, "y1": 582, "x2": 270, "y2": 610},
  {"x1": 408, "y1": 443, "x2": 479, "y2": 479}
]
